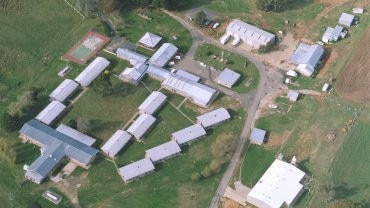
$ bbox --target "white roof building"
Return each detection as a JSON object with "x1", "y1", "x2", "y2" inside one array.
[
  {"x1": 49, "y1": 79, "x2": 79, "y2": 102},
  {"x1": 287, "y1": 91, "x2": 299, "y2": 102},
  {"x1": 175, "y1": 69, "x2": 201, "y2": 82},
  {"x1": 119, "y1": 62, "x2": 148, "y2": 85},
  {"x1": 116, "y1": 48, "x2": 148, "y2": 65},
  {"x1": 56, "y1": 124, "x2": 96, "y2": 146},
  {"x1": 247, "y1": 159, "x2": 306, "y2": 208},
  {"x1": 36, "y1": 101, "x2": 66, "y2": 125},
  {"x1": 139, "y1": 32, "x2": 162, "y2": 48},
  {"x1": 127, "y1": 114, "x2": 156, "y2": 140},
  {"x1": 322, "y1": 25, "x2": 345, "y2": 43},
  {"x1": 353, "y1": 8, "x2": 364, "y2": 14},
  {"x1": 149, "y1": 43, "x2": 178, "y2": 67},
  {"x1": 138, "y1": 91, "x2": 167, "y2": 115},
  {"x1": 172, "y1": 124, "x2": 207, "y2": 146},
  {"x1": 101, "y1": 130, "x2": 132, "y2": 158},
  {"x1": 162, "y1": 73, "x2": 218, "y2": 108},
  {"x1": 250, "y1": 128, "x2": 266, "y2": 145},
  {"x1": 225, "y1": 19, "x2": 275, "y2": 49},
  {"x1": 146, "y1": 64, "x2": 170, "y2": 81},
  {"x1": 119, "y1": 158, "x2": 155, "y2": 183},
  {"x1": 74, "y1": 57, "x2": 110, "y2": 87},
  {"x1": 339, "y1": 12, "x2": 355, "y2": 27},
  {"x1": 216, "y1": 68, "x2": 241, "y2": 88},
  {"x1": 290, "y1": 43, "x2": 324, "y2": 77},
  {"x1": 145, "y1": 141, "x2": 181, "y2": 163},
  {"x1": 196, "y1": 108, "x2": 231, "y2": 129}
]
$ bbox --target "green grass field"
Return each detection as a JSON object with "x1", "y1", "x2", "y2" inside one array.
[
  {"x1": 195, "y1": 43, "x2": 259, "y2": 93},
  {"x1": 118, "y1": 8, "x2": 192, "y2": 53}
]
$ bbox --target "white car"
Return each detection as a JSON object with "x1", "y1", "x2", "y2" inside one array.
[
  {"x1": 199, "y1": 62, "x2": 207, "y2": 68},
  {"x1": 316, "y1": 40, "x2": 324, "y2": 46},
  {"x1": 212, "y1": 23, "x2": 220, "y2": 29}
]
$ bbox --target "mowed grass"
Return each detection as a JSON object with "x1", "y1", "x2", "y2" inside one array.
[
  {"x1": 119, "y1": 8, "x2": 192, "y2": 53},
  {"x1": 77, "y1": 94, "x2": 246, "y2": 208},
  {"x1": 195, "y1": 43, "x2": 259, "y2": 93}
]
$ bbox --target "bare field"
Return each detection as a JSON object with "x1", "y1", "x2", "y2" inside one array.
[{"x1": 337, "y1": 28, "x2": 370, "y2": 103}]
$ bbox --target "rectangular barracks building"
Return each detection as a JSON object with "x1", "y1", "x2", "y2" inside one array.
[{"x1": 119, "y1": 158, "x2": 155, "y2": 183}]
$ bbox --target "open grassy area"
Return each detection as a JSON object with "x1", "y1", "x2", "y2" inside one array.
[
  {"x1": 195, "y1": 43, "x2": 259, "y2": 93},
  {"x1": 118, "y1": 8, "x2": 192, "y2": 53}
]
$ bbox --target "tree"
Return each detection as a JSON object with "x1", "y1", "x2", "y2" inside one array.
[
  {"x1": 256, "y1": 0, "x2": 290, "y2": 12},
  {"x1": 93, "y1": 70, "x2": 113, "y2": 97},
  {"x1": 191, "y1": 172, "x2": 201, "y2": 182},
  {"x1": 2, "y1": 112, "x2": 20, "y2": 132},
  {"x1": 201, "y1": 166, "x2": 212, "y2": 178},
  {"x1": 209, "y1": 160, "x2": 222, "y2": 174},
  {"x1": 76, "y1": 117, "x2": 92, "y2": 133},
  {"x1": 194, "y1": 10, "x2": 206, "y2": 26},
  {"x1": 102, "y1": 0, "x2": 119, "y2": 13}
]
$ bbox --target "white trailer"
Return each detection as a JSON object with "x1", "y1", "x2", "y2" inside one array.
[
  {"x1": 232, "y1": 37, "x2": 241, "y2": 47},
  {"x1": 286, "y1": 70, "x2": 298, "y2": 78},
  {"x1": 220, "y1": 33, "x2": 231, "y2": 44}
]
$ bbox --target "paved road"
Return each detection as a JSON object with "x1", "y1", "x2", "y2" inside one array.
[{"x1": 163, "y1": 10, "x2": 283, "y2": 208}]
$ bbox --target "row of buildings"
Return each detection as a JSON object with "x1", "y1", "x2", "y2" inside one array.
[
  {"x1": 117, "y1": 107, "x2": 231, "y2": 183},
  {"x1": 20, "y1": 57, "x2": 112, "y2": 184}
]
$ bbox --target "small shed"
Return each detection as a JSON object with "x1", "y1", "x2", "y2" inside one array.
[
  {"x1": 339, "y1": 13, "x2": 355, "y2": 27},
  {"x1": 353, "y1": 8, "x2": 364, "y2": 14},
  {"x1": 250, "y1": 128, "x2": 266, "y2": 145},
  {"x1": 216, "y1": 68, "x2": 241, "y2": 88},
  {"x1": 287, "y1": 91, "x2": 299, "y2": 102},
  {"x1": 139, "y1": 32, "x2": 162, "y2": 48}
]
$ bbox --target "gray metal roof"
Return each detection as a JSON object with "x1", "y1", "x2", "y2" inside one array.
[
  {"x1": 119, "y1": 158, "x2": 155, "y2": 182},
  {"x1": 287, "y1": 91, "x2": 299, "y2": 102},
  {"x1": 146, "y1": 64, "x2": 170, "y2": 81},
  {"x1": 162, "y1": 73, "x2": 218, "y2": 107},
  {"x1": 101, "y1": 130, "x2": 132, "y2": 157},
  {"x1": 116, "y1": 48, "x2": 148, "y2": 65},
  {"x1": 175, "y1": 69, "x2": 201, "y2": 82},
  {"x1": 250, "y1": 128, "x2": 266, "y2": 144},
  {"x1": 149, "y1": 43, "x2": 178, "y2": 67},
  {"x1": 119, "y1": 62, "x2": 148, "y2": 84},
  {"x1": 74, "y1": 57, "x2": 110, "y2": 87},
  {"x1": 36, "y1": 101, "x2": 66, "y2": 125},
  {"x1": 139, "y1": 32, "x2": 162, "y2": 48},
  {"x1": 322, "y1": 25, "x2": 343, "y2": 43},
  {"x1": 290, "y1": 43, "x2": 324, "y2": 76},
  {"x1": 216, "y1": 68, "x2": 241, "y2": 88},
  {"x1": 196, "y1": 108, "x2": 231, "y2": 129},
  {"x1": 145, "y1": 141, "x2": 181, "y2": 163},
  {"x1": 339, "y1": 12, "x2": 355, "y2": 27},
  {"x1": 127, "y1": 114, "x2": 156, "y2": 140},
  {"x1": 138, "y1": 91, "x2": 167, "y2": 115},
  {"x1": 26, "y1": 141, "x2": 65, "y2": 183},
  {"x1": 226, "y1": 19, "x2": 275, "y2": 46},
  {"x1": 20, "y1": 120, "x2": 99, "y2": 164},
  {"x1": 172, "y1": 124, "x2": 207, "y2": 145},
  {"x1": 49, "y1": 79, "x2": 79, "y2": 102},
  {"x1": 56, "y1": 124, "x2": 96, "y2": 146}
]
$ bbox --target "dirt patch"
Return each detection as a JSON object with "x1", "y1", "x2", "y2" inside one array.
[
  {"x1": 337, "y1": 27, "x2": 370, "y2": 103},
  {"x1": 222, "y1": 198, "x2": 244, "y2": 208},
  {"x1": 317, "y1": 47, "x2": 338, "y2": 78},
  {"x1": 264, "y1": 130, "x2": 291, "y2": 149},
  {"x1": 318, "y1": 0, "x2": 345, "y2": 4}
]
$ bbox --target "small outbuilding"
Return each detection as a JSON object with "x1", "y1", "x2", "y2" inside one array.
[
  {"x1": 139, "y1": 32, "x2": 162, "y2": 49},
  {"x1": 339, "y1": 12, "x2": 355, "y2": 27},
  {"x1": 250, "y1": 128, "x2": 266, "y2": 145},
  {"x1": 216, "y1": 68, "x2": 241, "y2": 88},
  {"x1": 287, "y1": 91, "x2": 299, "y2": 102},
  {"x1": 353, "y1": 8, "x2": 364, "y2": 14},
  {"x1": 322, "y1": 25, "x2": 346, "y2": 44}
]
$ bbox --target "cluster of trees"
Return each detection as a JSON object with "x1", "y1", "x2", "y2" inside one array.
[
  {"x1": 191, "y1": 134, "x2": 237, "y2": 182},
  {"x1": 194, "y1": 10, "x2": 206, "y2": 26},
  {"x1": 93, "y1": 70, "x2": 113, "y2": 97},
  {"x1": 256, "y1": 0, "x2": 293, "y2": 12},
  {"x1": 0, "y1": 0, "x2": 23, "y2": 14},
  {"x1": 1, "y1": 89, "x2": 44, "y2": 132}
]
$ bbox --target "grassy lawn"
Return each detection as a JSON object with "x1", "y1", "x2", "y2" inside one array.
[
  {"x1": 77, "y1": 94, "x2": 246, "y2": 208},
  {"x1": 195, "y1": 43, "x2": 259, "y2": 93},
  {"x1": 119, "y1": 8, "x2": 192, "y2": 53}
]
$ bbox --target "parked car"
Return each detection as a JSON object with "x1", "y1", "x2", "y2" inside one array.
[{"x1": 212, "y1": 22, "x2": 220, "y2": 29}]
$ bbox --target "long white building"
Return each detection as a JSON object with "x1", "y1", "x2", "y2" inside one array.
[
  {"x1": 56, "y1": 124, "x2": 96, "y2": 146},
  {"x1": 101, "y1": 130, "x2": 132, "y2": 158},
  {"x1": 119, "y1": 158, "x2": 155, "y2": 183},
  {"x1": 196, "y1": 108, "x2": 231, "y2": 129},
  {"x1": 149, "y1": 43, "x2": 178, "y2": 67},
  {"x1": 172, "y1": 124, "x2": 207, "y2": 146},
  {"x1": 145, "y1": 141, "x2": 181, "y2": 164},
  {"x1": 74, "y1": 57, "x2": 110, "y2": 87},
  {"x1": 223, "y1": 19, "x2": 275, "y2": 49},
  {"x1": 247, "y1": 159, "x2": 306, "y2": 208},
  {"x1": 36, "y1": 101, "x2": 66, "y2": 125},
  {"x1": 138, "y1": 91, "x2": 167, "y2": 115},
  {"x1": 49, "y1": 79, "x2": 79, "y2": 102},
  {"x1": 119, "y1": 62, "x2": 148, "y2": 85},
  {"x1": 162, "y1": 73, "x2": 218, "y2": 108},
  {"x1": 127, "y1": 114, "x2": 156, "y2": 140},
  {"x1": 116, "y1": 48, "x2": 148, "y2": 65}
]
